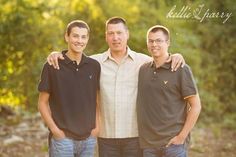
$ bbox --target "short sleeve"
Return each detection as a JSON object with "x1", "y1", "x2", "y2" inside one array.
[
  {"x1": 38, "y1": 63, "x2": 51, "y2": 93},
  {"x1": 180, "y1": 65, "x2": 197, "y2": 98}
]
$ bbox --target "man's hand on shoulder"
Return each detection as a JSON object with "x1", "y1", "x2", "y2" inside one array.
[
  {"x1": 47, "y1": 51, "x2": 64, "y2": 69},
  {"x1": 166, "y1": 53, "x2": 185, "y2": 72}
]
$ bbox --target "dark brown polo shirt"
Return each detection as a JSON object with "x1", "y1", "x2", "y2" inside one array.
[
  {"x1": 137, "y1": 61, "x2": 197, "y2": 148},
  {"x1": 38, "y1": 50, "x2": 100, "y2": 140}
]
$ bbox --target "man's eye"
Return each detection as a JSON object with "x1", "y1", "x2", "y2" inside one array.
[{"x1": 73, "y1": 35, "x2": 79, "y2": 38}]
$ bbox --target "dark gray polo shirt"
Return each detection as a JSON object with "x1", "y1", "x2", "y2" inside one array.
[
  {"x1": 137, "y1": 61, "x2": 197, "y2": 148},
  {"x1": 38, "y1": 50, "x2": 100, "y2": 140}
]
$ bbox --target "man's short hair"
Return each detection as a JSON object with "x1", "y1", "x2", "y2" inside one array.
[
  {"x1": 147, "y1": 25, "x2": 170, "y2": 40},
  {"x1": 105, "y1": 16, "x2": 128, "y2": 30},
  {"x1": 66, "y1": 20, "x2": 90, "y2": 36}
]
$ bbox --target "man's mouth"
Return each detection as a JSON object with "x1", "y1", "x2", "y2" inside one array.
[
  {"x1": 112, "y1": 43, "x2": 120, "y2": 46},
  {"x1": 152, "y1": 48, "x2": 160, "y2": 51},
  {"x1": 74, "y1": 44, "x2": 84, "y2": 48}
]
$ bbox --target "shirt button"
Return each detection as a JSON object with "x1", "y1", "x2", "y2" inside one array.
[{"x1": 76, "y1": 68, "x2": 79, "y2": 71}]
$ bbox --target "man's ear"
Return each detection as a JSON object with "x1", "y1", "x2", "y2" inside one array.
[
  {"x1": 167, "y1": 40, "x2": 170, "y2": 47},
  {"x1": 86, "y1": 34, "x2": 90, "y2": 42},
  {"x1": 127, "y1": 30, "x2": 130, "y2": 40},
  {"x1": 64, "y1": 33, "x2": 68, "y2": 42},
  {"x1": 105, "y1": 32, "x2": 108, "y2": 43}
]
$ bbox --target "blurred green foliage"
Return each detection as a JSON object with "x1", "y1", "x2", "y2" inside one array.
[{"x1": 0, "y1": 0, "x2": 235, "y2": 128}]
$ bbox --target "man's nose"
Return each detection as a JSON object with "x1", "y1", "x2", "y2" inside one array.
[
  {"x1": 77, "y1": 37, "x2": 83, "y2": 42},
  {"x1": 113, "y1": 33, "x2": 119, "y2": 40},
  {"x1": 152, "y1": 41, "x2": 158, "y2": 46}
]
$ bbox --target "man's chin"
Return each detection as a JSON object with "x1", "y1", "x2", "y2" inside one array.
[
  {"x1": 110, "y1": 47, "x2": 125, "y2": 52},
  {"x1": 70, "y1": 50, "x2": 83, "y2": 54},
  {"x1": 151, "y1": 53, "x2": 160, "y2": 58}
]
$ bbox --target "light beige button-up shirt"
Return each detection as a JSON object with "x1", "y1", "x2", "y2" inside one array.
[{"x1": 91, "y1": 48, "x2": 151, "y2": 138}]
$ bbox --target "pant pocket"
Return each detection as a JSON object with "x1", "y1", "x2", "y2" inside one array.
[
  {"x1": 165, "y1": 144, "x2": 186, "y2": 157},
  {"x1": 50, "y1": 138, "x2": 74, "y2": 157}
]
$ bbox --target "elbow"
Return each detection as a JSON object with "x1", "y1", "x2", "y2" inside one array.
[
  {"x1": 196, "y1": 94, "x2": 202, "y2": 114},
  {"x1": 190, "y1": 101, "x2": 201, "y2": 115},
  {"x1": 38, "y1": 101, "x2": 42, "y2": 113},
  {"x1": 195, "y1": 101, "x2": 202, "y2": 116},
  {"x1": 37, "y1": 99, "x2": 46, "y2": 114},
  {"x1": 199, "y1": 103, "x2": 202, "y2": 111},
  {"x1": 197, "y1": 103, "x2": 201, "y2": 115},
  {"x1": 197, "y1": 97, "x2": 202, "y2": 112}
]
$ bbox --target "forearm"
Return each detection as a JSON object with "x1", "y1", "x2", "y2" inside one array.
[
  {"x1": 94, "y1": 103, "x2": 100, "y2": 131},
  {"x1": 178, "y1": 95, "x2": 201, "y2": 139},
  {"x1": 96, "y1": 91, "x2": 101, "y2": 128},
  {"x1": 38, "y1": 93, "x2": 60, "y2": 133},
  {"x1": 91, "y1": 91, "x2": 100, "y2": 136},
  {"x1": 39, "y1": 104, "x2": 59, "y2": 132}
]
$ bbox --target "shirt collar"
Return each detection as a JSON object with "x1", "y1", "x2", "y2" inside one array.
[
  {"x1": 101, "y1": 47, "x2": 135, "y2": 62},
  {"x1": 62, "y1": 50, "x2": 89, "y2": 64},
  {"x1": 150, "y1": 60, "x2": 171, "y2": 70}
]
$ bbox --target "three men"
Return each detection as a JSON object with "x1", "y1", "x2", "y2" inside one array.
[{"x1": 45, "y1": 17, "x2": 185, "y2": 157}]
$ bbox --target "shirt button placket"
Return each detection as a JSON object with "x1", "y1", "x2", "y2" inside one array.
[
  {"x1": 115, "y1": 65, "x2": 121, "y2": 137},
  {"x1": 152, "y1": 70, "x2": 157, "y2": 80}
]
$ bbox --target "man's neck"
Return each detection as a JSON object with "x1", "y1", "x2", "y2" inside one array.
[
  {"x1": 110, "y1": 49, "x2": 127, "y2": 64},
  {"x1": 153, "y1": 53, "x2": 169, "y2": 68},
  {"x1": 66, "y1": 50, "x2": 82, "y2": 65}
]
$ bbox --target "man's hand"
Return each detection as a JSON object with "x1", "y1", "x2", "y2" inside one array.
[
  {"x1": 166, "y1": 135, "x2": 185, "y2": 147},
  {"x1": 166, "y1": 53, "x2": 185, "y2": 72},
  {"x1": 47, "y1": 51, "x2": 64, "y2": 69},
  {"x1": 51, "y1": 127, "x2": 66, "y2": 140},
  {"x1": 91, "y1": 127, "x2": 99, "y2": 137}
]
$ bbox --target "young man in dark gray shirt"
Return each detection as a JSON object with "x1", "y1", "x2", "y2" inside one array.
[{"x1": 137, "y1": 25, "x2": 201, "y2": 157}]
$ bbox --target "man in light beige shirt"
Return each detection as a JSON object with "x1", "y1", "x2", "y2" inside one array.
[
  {"x1": 47, "y1": 17, "x2": 185, "y2": 157},
  {"x1": 91, "y1": 47, "x2": 150, "y2": 139}
]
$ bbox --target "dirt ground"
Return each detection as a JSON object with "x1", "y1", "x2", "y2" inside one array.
[{"x1": 0, "y1": 113, "x2": 235, "y2": 157}]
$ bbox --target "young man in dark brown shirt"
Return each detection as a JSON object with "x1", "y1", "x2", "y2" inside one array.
[{"x1": 38, "y1": 20, "x2": 100, "y2": 157}]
